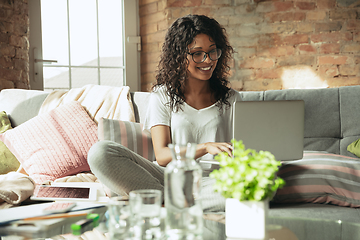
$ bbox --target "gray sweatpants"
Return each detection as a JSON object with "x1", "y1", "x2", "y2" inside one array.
[{"x1": 87, "y1": 140, "x2": 225, "y2": 213}]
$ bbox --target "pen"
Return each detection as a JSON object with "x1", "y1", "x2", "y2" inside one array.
[{"x1": 23, "y1": 212, "x2": 88, "y2": 221}]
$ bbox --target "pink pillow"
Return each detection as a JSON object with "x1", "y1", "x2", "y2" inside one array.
[
  {"x1": 0, "y1": 101, "x2": 98, "y2": 184},
  {"x1": 98, "y1": 118, "x2": 155, "y2": 161}
]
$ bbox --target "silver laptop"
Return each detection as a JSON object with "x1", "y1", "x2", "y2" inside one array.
[{"x1": 232, "y1": 100, "x2": 305, "y2": 161}]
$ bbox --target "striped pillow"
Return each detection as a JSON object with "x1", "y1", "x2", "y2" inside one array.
[
  {"x1": 98, "y1": 118, "x2": 155, "y2": 162},
  {"x1": 272, "y1": 151, "x2": 360, "y2": 207}
]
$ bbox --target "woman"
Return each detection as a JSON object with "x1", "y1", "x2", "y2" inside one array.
[{"x1": 88, "y1": 14, "x2": 242, "y2": 212}]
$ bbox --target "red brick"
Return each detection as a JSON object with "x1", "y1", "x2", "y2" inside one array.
[
  {"x1": 192, "y1": 7, "x2": 212, "y2": 16},
  {"x1": 0, "y1": 68, "x2": 21, "y2": 81},
  {"x1": 347, "y1": 20, "x2": 360, "y2": 30},
  {"x1": 243, "y1": 79, "x2": 282, "y2": 91},
  {"x1": 254, "y1": 68, "x2": 282, "y2": 79},
  {"x1": 0, "y1": 80, "x2": 15, "y2": 90},
  {"x1": 240, "y1": 58, "x2": 275, "y2": 69},
  {"x1": 157, "y1": 20, "x2": 169, "y2": 31},
  {"x1": 311, "y1": 32, "x2": 353, "y2": 43},
  {"x1": 234, "y1": 69, "x2": 256, "y2": 81},
  {"x1": 9, "y1": 35, "x2": 27, "y2": 48},
  {"x1": 355, "y1": 56, "x2": 360, "y2": 64},
  {"x1": 140, "y1": 12, "x2": 166, "y2": 26},
  {"x1": 235, "y1": 25, "x2": 261, "y2": 37},
  {"x1": 15, "y1": 48, "x2": 28, "y2": 60},
  {"x1": 256, "y1": 2, "x2": 294, "y2": 13},
  {"x1": 212, "y1": 7, "x2": 234, "y2": 16},
  {"x1": 339, "y1": 65, "x2": 360, "y2": 76},
  {"x1": 232, "y1": 37, "x2": 259, "y2": 48},
  {"x1": 140, "y1": 23, "x2": 158, "y2": 35},
  {"x1": 235, "y1": 4, "x2": 257, "y2": 15},
  {"x1": 355, "y1": 31, "x2": 360, "y2": 42},
  {"x1": 326, "y1": 77, "x2": 360, "y2": 88},
  {"x1": 0, "y1": 56, "x2": 14, "y2": 69},
  {"x1": 283, "y1": 34, "x2": 309, "y2": 46},
  {"x1": 169, "y1": 7, "x2": 191, "y2": 19},
  {"x1": 318, "y1": 65, "x2": 339, "y2": 77},
  {"x1": 229, "y1": 15, "x2": 263, "y2": 25},
  {"x1": 318, "y1": 56, "x2": 348, "y2": 65},
  {"x1": 329, "y1": 10, "x2": 358, "y2": 20},
  {"x1": 277, "y1": 55, "x2": 315, "y2": 66},
  {"x1": 141, "y1": 42, "x2": 159, "y2": 53},
  {"x1": 167, "y1": 0, "x2": 202, "y2": 7},
  {"x1": 0, "y1": 21, "x2": 13, "y2": 33},
  {"x1": 0, "y1": 45, "x2": 15, "y2": 57},
  {"x1": 14, "y1": 59, "x2": 27, "y2": 72},
  {"x1": 295, "y1": 2, "x2": 316, "y2": 10},
  {"x1": 317, "y1": 0, "x2": 336, "y2": 9},
  {"x1": 265, "y1": 12, "x2": 306, "y2": 23},
  {"x1": 306, "y1": 11, "x2": 326, "y2": 21},
  {"x1": 139, "y1": 0, "x2": 158, "y2": 6},
  {"x1": 142, "y1": 30, "x2": 166, "y2": 44},
  {"x1": 267, "y1": 22, "x2": 295, "y2": 34},
  {"x1": 320, "y1": 43, "x2": 340, "y2": 54},
  {"x1": 203, "y1": 0, "x2": 231, "y2": 5},
  {"x1": 343, "y1": 44, "x2": 360, "y2": 53},
  {"x1": 139, "y1": 2, "x2": 158, "y2": 17},
  {"x1": 157, "y1": 1, "x2": 165, "y2": 11},
  {"x1": 298, "y1": 44, "x2": 317, "y2": 54},
  {"x1": 237, "y1": 48, "x2": 256, "y2": 58},
  {"x1": 258, "y1": 34, "x2": 282, "y2": 48},
  {"x1": 315, "y1": 22, "x2": 343, "y2": 33},
  {"x1": 295, "y1": 22, "x2": 314, "y2": 33},
  {"x1": 261, "y1": 46, "x2": 295, "y2": 57}
]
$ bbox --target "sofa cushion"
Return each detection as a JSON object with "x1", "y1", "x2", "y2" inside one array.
[
  {"x1": 272, "y1": 151, "x2": 360, "y2": 207},
  {"x1": 0, "y1": 89, "x2": 49, "y2": 127},
  {"x1": 0, "y1": 101, "x2": 98, "y2": 184},
  {"x1": 0, "y1": 111, "x2": 20, "y2": 174},
  {"x1": 98, "y1": 118, "x2": 155, "y2": 161}
]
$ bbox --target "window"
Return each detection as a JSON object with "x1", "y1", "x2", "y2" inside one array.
[{"x1": 29, "y1": 0, "x2": 140, "y2": 92}]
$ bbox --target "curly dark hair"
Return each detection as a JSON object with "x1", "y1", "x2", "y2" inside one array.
[{"x1": 153, "y1": 14, "x2": 234, "y2": 112}]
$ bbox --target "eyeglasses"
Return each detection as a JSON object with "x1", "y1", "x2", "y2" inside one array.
[{"x1": 187, "y1": 48, "x2": 222, "y2": 63}]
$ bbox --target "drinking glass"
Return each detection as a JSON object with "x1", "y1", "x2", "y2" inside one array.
[
  {"x1": 129, "y1": 189, "x2": 163, "y2": 239},
  {"x1": 107, "y1": 196, "x2": 133, "y2": 240}
]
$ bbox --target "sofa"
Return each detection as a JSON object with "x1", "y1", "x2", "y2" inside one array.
[{"x1": 1, "y1": 85, "x2": 360, "y2": 240}]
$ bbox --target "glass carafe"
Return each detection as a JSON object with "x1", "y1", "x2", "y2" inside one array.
[{"x1": 164, "y1": 143, "x2": 203, "y2": 239}]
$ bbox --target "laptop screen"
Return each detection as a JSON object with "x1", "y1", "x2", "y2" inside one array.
[{"x1": 233, "y1": 100, "x2": 305, "y2": 161}]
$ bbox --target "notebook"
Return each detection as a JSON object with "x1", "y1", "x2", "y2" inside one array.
[{"x1": 232, "y1": 100, "x2": 305, "y2": 161}]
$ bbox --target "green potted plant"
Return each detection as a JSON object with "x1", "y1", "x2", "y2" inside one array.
[{"x1": 210, "y1": 139, "x2": 285, "y2": 239}]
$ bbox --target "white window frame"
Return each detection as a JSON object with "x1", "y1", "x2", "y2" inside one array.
[{"x1": 28, "y1": 0, "x2": 140, "y2": 91}]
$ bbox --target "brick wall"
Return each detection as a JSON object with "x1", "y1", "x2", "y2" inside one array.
[
  {"x1": 0, "y1": 1, "x2": 358, "y2": 92},
  {"x1": 139, "y1": 0, "x2": 360, "y2": 91},
  {"x1": 0, "y1": 0, "x2": 30, "y2": 90}
]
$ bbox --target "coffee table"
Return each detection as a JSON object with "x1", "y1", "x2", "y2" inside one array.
[
  {"x1": 1, "y1": 210, "x2": 297, "y2": 240},
  {"x1": 54, "y1": 213, "x2": 298, "y2": 240}
]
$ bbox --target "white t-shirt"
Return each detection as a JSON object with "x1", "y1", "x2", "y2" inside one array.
[{"x1": 143, "y1": 86, "x2": 243, "y2": 160}]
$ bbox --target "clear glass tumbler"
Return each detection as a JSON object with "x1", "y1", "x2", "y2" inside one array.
[
  {"x1": 129, "y1": 189, "x2": 163, "y2": 239},
  {"x1": 107, "y1": 196, "x2": 133, "y2": 240}
]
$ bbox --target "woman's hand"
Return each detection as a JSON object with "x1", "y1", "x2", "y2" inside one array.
[
  {"x1": 151, "y1": 125, "x2": 234, "y2": 166},
  {"x1": 197, "y1": 142, "x2": 233, "y2": 158}
]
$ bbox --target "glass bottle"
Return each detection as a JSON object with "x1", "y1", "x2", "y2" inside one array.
[{"x1": 165, "y1": 143, "x2": 203, "y2": 239}]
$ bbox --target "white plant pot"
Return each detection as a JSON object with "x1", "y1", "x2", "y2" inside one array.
[{"x1": 225, "y1": 198, "x2": 268, "y2": 239}]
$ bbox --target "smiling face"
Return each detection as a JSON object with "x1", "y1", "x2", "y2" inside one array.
[{"x1": 186, "y1": 33, "x2": 218, "y2": 82}]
